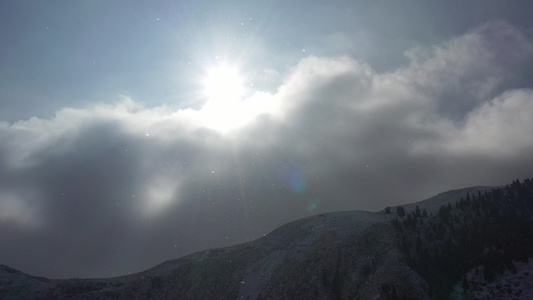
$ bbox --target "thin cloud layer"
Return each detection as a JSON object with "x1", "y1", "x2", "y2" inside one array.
[{"x1": 1, "y1": 22, "x2": 533, "y2": 278}]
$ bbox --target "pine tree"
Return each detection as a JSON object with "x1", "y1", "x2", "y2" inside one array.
[{"x1": 396, "y1": 206, "x2": 405, "y2": 218}]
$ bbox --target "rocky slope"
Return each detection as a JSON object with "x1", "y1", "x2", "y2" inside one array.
[{"x1": 1, "y1": 179, "x2": 532, "y2": 299}]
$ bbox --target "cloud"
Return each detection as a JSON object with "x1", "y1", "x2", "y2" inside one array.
[
  {"x1": 443, "y1": 89, "x2": 533, "y2": 157},
  {"x1": 1, "y1": 21, "x2": 533, "y2": 278},
  {"x1": 401, "y1": 21, "x2": 532, "y2": 118},
  {"x1": 0, "y1": 190, "x2": 42, "y2": 228}
]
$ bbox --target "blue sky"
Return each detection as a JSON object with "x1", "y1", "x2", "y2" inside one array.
[{"x1": 1, "y1": 1, "x2": 533, "y2": 278}]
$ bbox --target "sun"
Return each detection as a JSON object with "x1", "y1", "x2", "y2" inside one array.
[
  {"x1": 198, "y1": 63, "x2": 250, "y2": 131},
  {"x1": 202, "y1": 64, "x2": 244, "y2": 105},
  {"x1": 193, "y1": 62, "x2": 278, "y2": 133}
]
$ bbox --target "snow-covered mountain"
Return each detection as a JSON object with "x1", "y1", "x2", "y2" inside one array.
[{"x1": 1, "y1": 179, "x2": 532, "y2": 299}]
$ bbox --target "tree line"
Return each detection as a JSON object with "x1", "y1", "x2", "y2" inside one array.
[{"x1": 390, "y1": 178, "x2": 533, "y2": 299}]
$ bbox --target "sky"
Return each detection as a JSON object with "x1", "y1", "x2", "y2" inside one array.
[{"x1": 1, "y1": 0, "x2": 533, "y2": 279}]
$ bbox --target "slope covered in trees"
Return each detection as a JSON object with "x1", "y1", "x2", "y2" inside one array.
[{"x1": 391, "y1": 178, "x2": 533, "y2": 299}]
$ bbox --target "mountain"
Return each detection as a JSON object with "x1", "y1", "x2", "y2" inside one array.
[{"x1": 1, "y1": 179, "x2": 533, "y2": 299}]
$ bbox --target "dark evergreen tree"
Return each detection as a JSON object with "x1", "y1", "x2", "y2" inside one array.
[{"x1": 396, "y1": 206, "x2": 405, "y2": 217}]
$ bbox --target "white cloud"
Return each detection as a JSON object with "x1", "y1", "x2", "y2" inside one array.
[
  {"x1": 401, "y1": 21, "x2": 532, "y2": 117},
  {"x1": 448, "y1": 89, "x2": 533, "y2": 157}
]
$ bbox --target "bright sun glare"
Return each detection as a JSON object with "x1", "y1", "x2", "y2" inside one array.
[
  {"x1": 199, "y1": 63, "x2": 250, "y2": 131},
  {"x1": 195, "y1": 62, "x2": 278, "y2": 133},
  {"x1": 203, "y1": 64, "x2": 244, "y2": 105}
]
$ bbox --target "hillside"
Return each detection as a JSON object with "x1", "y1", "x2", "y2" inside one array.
[{"x1": 1, "y1": 179, "x2": 532, "y2": 299}]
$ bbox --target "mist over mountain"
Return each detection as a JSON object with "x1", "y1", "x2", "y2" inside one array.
[{"x1": 1, "y1": 178, "x2": 532, "y2": 299}]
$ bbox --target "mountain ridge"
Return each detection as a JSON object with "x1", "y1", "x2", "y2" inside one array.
[{"x1": 1, "y1": 180, "x2": 532, "y2": 299}]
